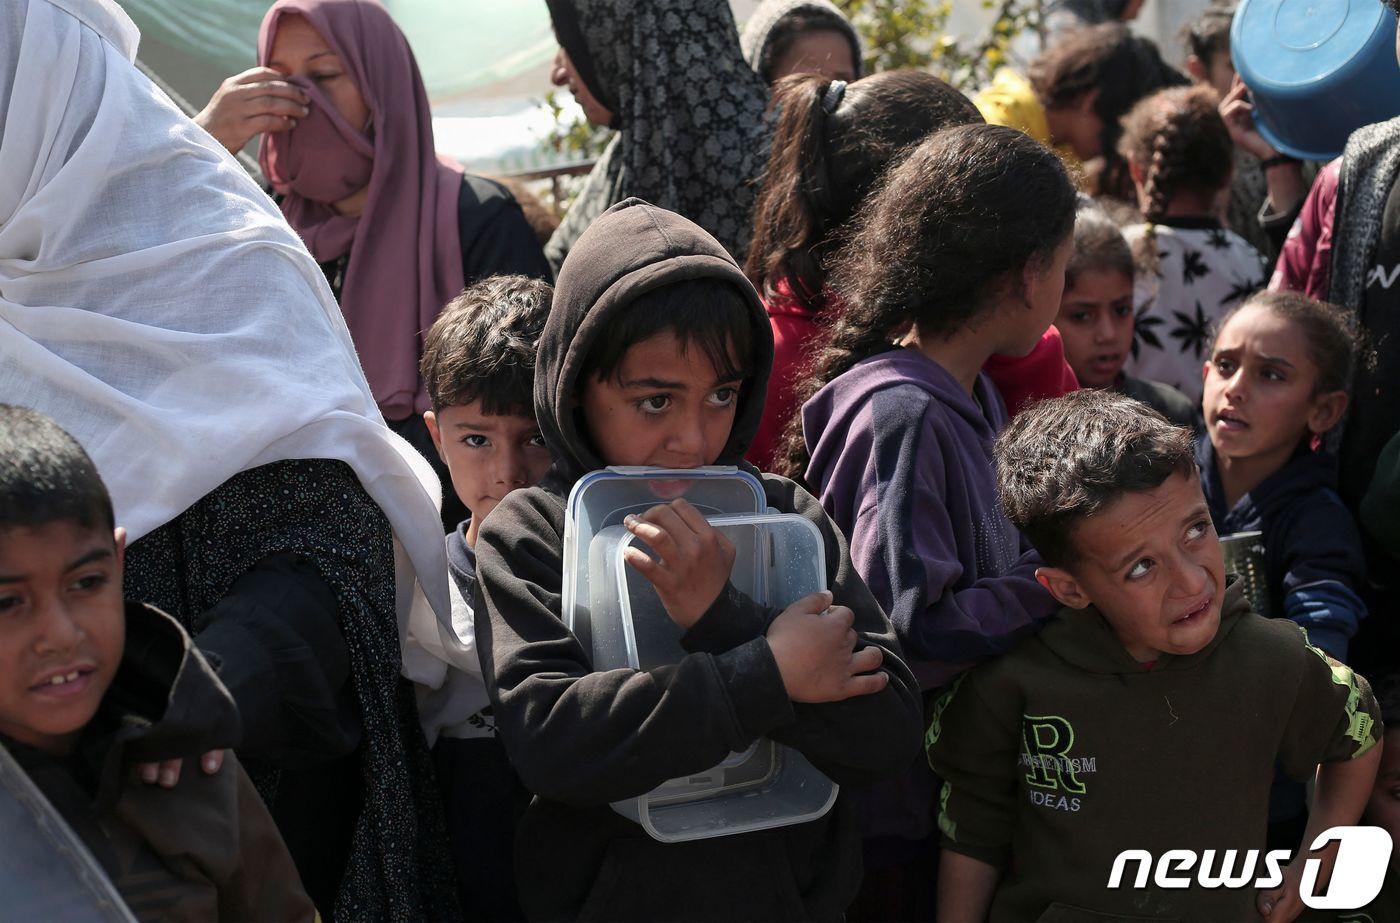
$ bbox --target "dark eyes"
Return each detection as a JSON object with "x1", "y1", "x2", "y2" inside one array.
[
  {"x1": 72, "y1": 573, "x2": 109, "y2": 594},
  {"x1": 1125, "y1": 521, "x2": 1211, "y2": 581}
]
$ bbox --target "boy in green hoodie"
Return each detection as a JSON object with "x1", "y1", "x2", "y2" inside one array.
[
  {"x1": 927, "y1": 389, "x2": 1383, "y2": 923},
  {"x1": 473, "y1": 197, "x2": 923, "y2": 921},
  {"x1": 0, "y1": 405, "x2": 313, "y2": 922}
]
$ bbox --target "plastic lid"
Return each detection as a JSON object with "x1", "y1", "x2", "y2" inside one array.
[
  {"x1": 602, "y1": 513, "x2": 826, "y2": 672},
  {"x1": 562, "y1": 467, "x2": 766, "y2": 646}
]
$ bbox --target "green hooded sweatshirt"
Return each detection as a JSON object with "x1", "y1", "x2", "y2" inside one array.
[{"x1": 926, "y1": 580, "x2": 1382, "y2": 922}]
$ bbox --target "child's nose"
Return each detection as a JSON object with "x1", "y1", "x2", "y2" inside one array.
[
  {"x1": 665, "y1": 417, "x2": 709, "y2": 464},
  {"x1": 33, "y1": 602, "x2": 85, "y2": 655},
  {"x1": 1223, "y1": 369, "x2": 1248, "y2": 402},
  {"x1": 494, "y1": 451, "x2": 528, "y2": 487},
  {"x1": 1168, "y1": 553, "x2": 1209, "y2": 598},
  {"x1": 1093, "y1": 315, "x2": 1117, "y2": 343}
]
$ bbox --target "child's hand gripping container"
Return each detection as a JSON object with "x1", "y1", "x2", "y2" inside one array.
[
  {"x1": 562, "y1": 468, "x2": 839, "y2": 843},
  {"x1": 1232, "y1": 0, "x2": 1400, "y2": 160}
]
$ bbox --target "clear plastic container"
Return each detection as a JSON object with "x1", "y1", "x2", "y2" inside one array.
[
  {"x1": 562, "y1": 467, "x2": 766, "y2": 660},
  {"x1": 588, "y1": 512, "x2": 840, "y2": 842}
]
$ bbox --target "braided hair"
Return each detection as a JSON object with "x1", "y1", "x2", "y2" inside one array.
[
  {"x1": 745, "y1": 70, "x2": 983, "y2": 311},
  {"x1": 1118, "y1": 84, "x2": 1233, "y2": 271},
  {"x1": 774, "y1": 124, "x2": 1078, "y2": 479}
]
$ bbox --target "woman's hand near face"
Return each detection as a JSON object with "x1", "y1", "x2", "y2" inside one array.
[{"x1": 195, "y1": 66, "x2": 310, "y2": 155}]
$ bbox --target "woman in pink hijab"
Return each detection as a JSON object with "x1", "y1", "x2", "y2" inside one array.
[{"x1": 196, "y1": 0, "x2": 549, "y2": 527}]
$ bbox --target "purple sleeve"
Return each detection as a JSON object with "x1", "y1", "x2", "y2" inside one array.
[{"x1": 845, "y1": 390, "x2": 1057, "y2": 676}]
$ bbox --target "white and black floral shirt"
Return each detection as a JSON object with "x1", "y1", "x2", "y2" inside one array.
[{"x1": 1123, "y1": 218, "x2": 1267, "y2": 405}]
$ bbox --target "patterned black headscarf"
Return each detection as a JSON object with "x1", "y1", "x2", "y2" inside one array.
[
  {"x1": 123, "y1": 460, "x2": 457, "y2": 922},
  {"x1": 543, "y1": 0, "x2": 772, "y2": 271}
]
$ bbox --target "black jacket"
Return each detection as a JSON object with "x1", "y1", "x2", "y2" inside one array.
[
  {"x1": 1117, "y1": 374, "x2": 1198, "y2": 431},
  {"x1": 6, "y1": 602, "x2": 315, "y2": 922},
  {"x1": 1198, "y1": 437, "x2": 1367, "y2": 660},
  {"x1": 474, "y1": 198, "x2": 922, "y2": 922}
]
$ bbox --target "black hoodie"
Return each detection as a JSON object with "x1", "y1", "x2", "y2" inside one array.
[
  {"x1": 474, "y1": 198, "x2": 923, "y2": 922},
  {"x1": 1198, "y1": 437, "x2": 1367, "y2": 662},
  {"x1": 5, "y1": 601, "x2": 314, "y2": 923}
]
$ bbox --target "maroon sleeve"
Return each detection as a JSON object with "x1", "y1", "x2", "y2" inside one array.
[{"x1": 1270, "y1": 158, "x2": 1340, "y2": 299}]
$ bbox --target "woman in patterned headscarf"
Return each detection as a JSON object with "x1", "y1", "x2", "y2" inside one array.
[{"x1": 544, "y1": 0, "x2": 772, "y2": 272}]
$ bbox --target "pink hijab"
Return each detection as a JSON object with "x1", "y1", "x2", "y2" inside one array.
[{"x1": 258, "y1": 0, "x2": 463, "y2": 420}]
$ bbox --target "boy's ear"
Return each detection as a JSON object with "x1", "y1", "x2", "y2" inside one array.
[
  {"x1": 1128, "y1": 159, "x2": 1145, "y2": 188},
  {"x1": 423, "y1": 410, "x2": 447, "y2": 463},
  {"x1": 114, "y1": 526, "x2": 126, "y2": 570},
  {"x1": 1307, "y1": 389, "x2": 1349, "y2": 436},
  {"x1": 1035, "y1": 566, "x2": 1092, "y2": 610}
]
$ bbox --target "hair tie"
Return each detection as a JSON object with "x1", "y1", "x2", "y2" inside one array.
[{"x1": 821, "y1": 80, "x2": 847, "y2": 115}]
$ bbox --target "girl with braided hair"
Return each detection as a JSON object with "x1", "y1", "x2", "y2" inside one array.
[
  {"x1": 792, "y1": 124, "x2": 1077, "y2": 916},
  {"x1": 748, "y1": 71, "x2": 1079, "y2": 472},
  {"x1": 744, "y1": 70, "x2": 986, "y2": 471},
  {"x1": 1120, "y1": 84, "x2": 1267, "y2": 406}
]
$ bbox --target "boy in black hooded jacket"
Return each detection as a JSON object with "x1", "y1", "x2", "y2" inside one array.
[{"x1": 473, "y1": 198, "x2": 923, "y2": 921}]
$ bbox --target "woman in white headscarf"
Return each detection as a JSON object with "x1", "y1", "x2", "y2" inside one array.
[{"x1": 0, "y1": 0, "x2": 467, "y2": 917}]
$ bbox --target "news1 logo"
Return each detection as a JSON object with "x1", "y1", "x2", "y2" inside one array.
[{"x1": 1107, "y1": 827, "x2": 1393, "y2": 910}]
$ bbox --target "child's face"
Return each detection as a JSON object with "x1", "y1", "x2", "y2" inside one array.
[
  {"x1": 1037, "y1": 471, "x2": 1226, "y2": 663},
  {"x1": 579, "y1": 331, "x2": 743, "y2": 469},
  {"x1": 1203, "y1": 50, "x2": 1236, "y2": 99},
  {"x1": 425, "y1": 401, "x2": 551, "y2": 542},
  {"x1": 770, "y1": 28, "x2": 857, "y2": 83},
  {"x1": 1366, "y1": 729, "x2": 1400, "y2": 870},
  {"x1": 0, "y1": 521, "x2": 126, "y2": 754},
  {"x1": 1052, "y1": 90, "x2": 1104, "y2": 161},
  {"x1": 1000, "y1": 233, "x2": 1076, "y2": 358},
  {"x1": 1203, "y1": 303, "x2": 1347, "y2": 464},
  {"x1": 1056, "y1": 268, "x2": 1136, "y2": 389}
]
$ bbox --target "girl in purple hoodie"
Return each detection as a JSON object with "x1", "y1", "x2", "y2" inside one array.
[{"x1": 788, "y1": 124, "x2": 1078, "y2": 915}]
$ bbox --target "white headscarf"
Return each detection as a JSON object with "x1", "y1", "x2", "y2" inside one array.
[{"x1": 0, "y1": 0, "x2": 469, "y2": 689}]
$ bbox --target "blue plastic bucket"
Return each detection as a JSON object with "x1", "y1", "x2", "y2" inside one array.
[{"x1": 1233, "y1": 0, "x2": 1400, "y2": 161}]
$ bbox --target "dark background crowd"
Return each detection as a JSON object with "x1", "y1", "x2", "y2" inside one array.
[{"x1": 5, "y1": 0, "x2": 1400, "y2": 920}]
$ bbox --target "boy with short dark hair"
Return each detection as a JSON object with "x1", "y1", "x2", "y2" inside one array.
[
  {"x1": 416, "y1": 274, "x2": 555, "y2": 921},
  {"x1": 928, "y1": 389, "x2": 1382, "y2": 923},
  {"x1": 473, "y1": 198, "x2": 923, "y2": 921},
  {"x1": 0, "y1": 405, "x2": 313, "y2": 922}
]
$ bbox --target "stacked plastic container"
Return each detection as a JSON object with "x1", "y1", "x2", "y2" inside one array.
[{"x1": 563, "y1": 467, "x2": 839, "y2": 843}]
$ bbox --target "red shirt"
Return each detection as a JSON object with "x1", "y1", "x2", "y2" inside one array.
[
  {"x1": 747, "y1": 279, "x2": 1081, "y2": 470},
  {"x1": 982, "y1": 327, "x2": 1080, "y2": 417}
]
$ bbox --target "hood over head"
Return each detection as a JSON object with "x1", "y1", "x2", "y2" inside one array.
[
  {"x1": 536, "y1": 198, "x2": 775, "y2": 485},
  {"x1": 740, "y1": 0, "x2": 864, "y2": 82}
]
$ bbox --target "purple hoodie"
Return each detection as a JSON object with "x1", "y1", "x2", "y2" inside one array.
[{"x1": 803, "y1": 347, "x2": 1058, "y2": 691}]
